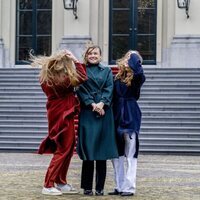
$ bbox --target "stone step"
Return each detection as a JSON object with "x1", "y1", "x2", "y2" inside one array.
[
  {"x1": 0, "y1": 96, "x2": 46, "y2": 100},
  {"x1": 139, "y1": 99, "x2": 200, "y2": 104},
  {"x1": 140, "y1": 96, "x2": 200, "y2": 100},
  {"x1": 140, "y1": 146, "x2": 200, "y2": 153},
  {"x1": 0, "y1": 124, "x2": 78, "y2": 130},
  {"x1": 140, "y1": 138, "x2": 200, "y2": 145},
  {"x1": 0, "y1": 78, "x2": 38, "y2": 82},
  {"x1": 0, "y1": 109, "x2": 46, "y2": 115},
  {"x1": 140, "y1": 106, "x2": 200, "y2": 111},
  {"x1": 143, "y1": 83, "x2": 200, "y2": 87},
  {"x1": 141, "y1": 121, "x2": 200, "y2": 127},
  {"x1": 141, "y1": 126, "x2": 200, "y2": 133},
  {"x1": 0, "y1": 135, "x2": 44, "y2": 142},
  {"x1": 142, "y1": 110, "x2": 200, "y2": 116},
  {"x1": 144, "y1": 79, "x2": 200, "y2": 83},
  {"x1": 0, "y1": 119, "x2": 47, "y2": 125},
  {"x1": 0, "y1": 124, "x2": 47, "y2": 131},
  {"x1": 140, "y1": 132, "x2": 200, "y2": 138},
  {"x1": 142, "y1": 88, "x2": 200, "y2": 92},
  {"x1": 141, "y1": 91, "x2": 200, "y2": 95},
  {"x1": 140, "y1": 143, "x2": 200, "y2": 150},
  {"x1": 0, "y1": 114, "x2": 46, "y2": 120},
  {"x1": 0, "y1": 105, "x2": 46, "y2": 110},
  {"x1": 0, "y1": 130, "x2": 46, "y2": 136},
  {"x1": 0, "y1": 146, "x2": 38, "y2": 152},
  {"x1": 0, "y1": 87, "x2": 41, "y2": 90},
  {"x1": 0, "y1": 141, "x2": 40, "y2": 148},
  {"x1": 0, "y1": 100, "x2": 46, "y2": 105},
  {"x1": 0, "y1": 83, "x2": 40, "y2": 86},
  {"x1": 141, "y1": 116, "x2": 200, "y2": 122}
]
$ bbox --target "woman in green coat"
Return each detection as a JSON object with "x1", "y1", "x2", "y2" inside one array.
[{"x1": 76, "y1": 45, "x2": 118, "y2": 196}]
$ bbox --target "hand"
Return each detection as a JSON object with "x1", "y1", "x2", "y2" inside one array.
[
  {"x1": 91, "y1": 103, "x2": 105, "y2": 116},
  {"x1": 64, "y1": 50, "x2": 79, "y2": 63},
  {"x1": 91, "y1": 103, "x2": 97, "y2": 111},
  {"x1": 98, "y1": 108, "x2": 105, "y2": 116},
  {"x1": 96, "y1": 102, "x2": 104, "y2": 110}
]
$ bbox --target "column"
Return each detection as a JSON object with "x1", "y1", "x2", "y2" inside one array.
[{"x1": 0, "y1": 0, "x2": 5, "y2": 68}]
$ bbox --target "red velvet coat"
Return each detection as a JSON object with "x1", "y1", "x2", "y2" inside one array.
[{"x1": 38, "y1": 63, "x2": 86, "y2": 154}]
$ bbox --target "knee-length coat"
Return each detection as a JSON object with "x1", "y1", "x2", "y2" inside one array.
[
  {"x1": 38, "y1": 63, "x2": 86, "y2": 154},
  {"x1": 76, "y1": 63, "x2": 118, "y2": 160},
  {"x1": 113, "y1": 54, "x2": 146, "y2": 158}
]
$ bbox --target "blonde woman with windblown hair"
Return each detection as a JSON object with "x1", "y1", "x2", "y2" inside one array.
[
  {"x1": 108, "y1": 50, "x2": 145, "y2": 197},
  {"x1": 30, "y1": 50, "x2": 87, "y2": 196}
]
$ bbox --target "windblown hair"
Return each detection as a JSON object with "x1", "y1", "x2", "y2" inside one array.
[
  {"x1": 30, "y1": 51, "x2": 81, "y2": 87},
  {"x1": 83, "y1": 45, "x2": 102, "y2": 64},
  {"x1": 115, "y1": 50, "x2": 142, "y2": 86}
]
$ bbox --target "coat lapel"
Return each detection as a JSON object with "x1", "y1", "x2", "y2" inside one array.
[{"x1": 87, "y1": 64, "x2": 107, "y2": 89}]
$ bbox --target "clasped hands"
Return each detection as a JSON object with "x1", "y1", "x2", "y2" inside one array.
[{"x1": 91, "y1": 102, "x2": 105, "y2": 116}]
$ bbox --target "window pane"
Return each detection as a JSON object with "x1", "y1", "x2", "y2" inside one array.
[
  {"x1": 37, "y1": 11, "x2": 52, "y2": 34},
  {"x1": 138, "y1": 9, "x2": 155, "y2": 34},
  {"x1": 112, "y1": 10, "x2": 130, "y2": 34},
  {"x1": 138, "y1": 0, "x2": 155, "y2": 8},
  {"x1": 19, "y1": 11, "x2": 32, "y2": 34},
  {"x1": 37, "y1": 0, "x2": 52, "y2": 9},
  {"x1": 19, "y1": 0, "x2": 32, "y2": 9},
  {"x1": 113, "y1": 0, "x2": 130, "y2": 8},
  {"x1": 111, "y1": 36, "x2": 129, "y2": 61},
  {"x1": 137, "y1": 35, "x2": 155, "y2": 60},
  {"x1": 18, "y1": 37, "x2": 32, "y2": 61},
  {"x1": 37, "y1": 36, "x2": 51, "y2": 55}
]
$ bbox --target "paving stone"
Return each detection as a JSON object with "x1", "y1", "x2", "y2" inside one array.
[{"x1": 0, "y1": 153, "x2": 199, "y2": 200}]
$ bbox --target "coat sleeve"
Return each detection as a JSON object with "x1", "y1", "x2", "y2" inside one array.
[
  {"x1": 128, "y1": 53, "x2": 143, "y2": 75},
  {"x1": 75, "y1": 63, "x2": 87, "y2": 84},
  {"x1": 77, "y1": 82, "x2": 95, "y2": 106},
  {"x1": 100, "y1": 68, "x2": 114, "y2": 106}
]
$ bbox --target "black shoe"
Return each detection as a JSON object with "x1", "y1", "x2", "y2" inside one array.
[
  {"x1": 84, "y1": 189, "x2": 93, "y2": 196},
  {"x1": 120, "y1": 192, "x2": 134, "y2": 196},
  {"x1": 95, "y1": 190, "x2": 104, "y2": 196},
  {"x1": 108, "y1": 189, "x2": 120, "y2": 195}
]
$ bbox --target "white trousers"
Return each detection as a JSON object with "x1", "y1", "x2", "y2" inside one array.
[{"x1": 111, "y1": 132, "x2": 137, "y2": 193}]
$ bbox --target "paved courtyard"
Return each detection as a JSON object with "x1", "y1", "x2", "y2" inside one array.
[{"x1": 0, "y1": 153, "x2": 199, "y2": 200}]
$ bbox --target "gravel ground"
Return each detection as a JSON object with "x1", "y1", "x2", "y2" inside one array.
[{"x1": 0, "y1": 153, "x2": 199, "y2": 200}]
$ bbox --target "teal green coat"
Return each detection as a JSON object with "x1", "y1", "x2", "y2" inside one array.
[{"x1": 76, "y1": 63, "x2": 118, "y2": 160}]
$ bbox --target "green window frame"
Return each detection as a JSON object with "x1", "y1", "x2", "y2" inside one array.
[
  {"x1": 109, "y1": 0, "x2": 157, "y2": 65},
  {"x1": 16, "y1": 0, "x2": 52, "y2": 64}
]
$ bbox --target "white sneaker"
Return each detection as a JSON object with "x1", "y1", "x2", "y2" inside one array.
[
  {"x1": 42, "y1": 187, "x2": 62, "y2": 196},
  {"x1": 56, "y1": 184, "x2": 79, "y2": 194}
]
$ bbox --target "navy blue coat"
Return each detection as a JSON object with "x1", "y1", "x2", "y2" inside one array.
[{"x1": 113, "y1": 53, "x2": 146, "y2": 157}]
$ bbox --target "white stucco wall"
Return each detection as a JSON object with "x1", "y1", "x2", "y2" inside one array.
[
  {"x1": 1, "y1": 0, "x2": 16, "y2": 67},
  {"x1": 175, "y1": 0, "x2": 200, "y2": 35}
]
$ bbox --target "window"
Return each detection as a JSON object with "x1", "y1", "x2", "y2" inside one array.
[
  {"x1": 16, "y1": 0, "x2": 52, "y2": 64},
  {"x1": 109, "y1": 0, "x2": 157, "y2": 64}
]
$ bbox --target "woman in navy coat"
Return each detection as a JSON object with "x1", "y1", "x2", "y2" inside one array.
[{"x1": 109, "y1": 50, "x2": 145, "y2": 196}]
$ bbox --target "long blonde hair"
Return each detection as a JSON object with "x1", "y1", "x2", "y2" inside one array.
[
  {"x1": 30, "y1": 50, "x2": 81, "y2": 87},
  {"x1": 115, "y1": 50, "x2": 142, "y2": 86}
]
